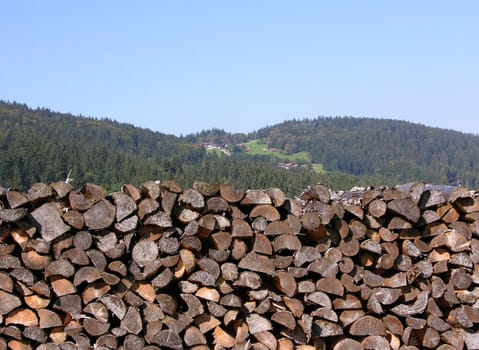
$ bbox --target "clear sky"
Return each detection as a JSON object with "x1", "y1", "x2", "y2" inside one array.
[{"x1": 1, "y1": 1, "x2": 478, "y2": 136}]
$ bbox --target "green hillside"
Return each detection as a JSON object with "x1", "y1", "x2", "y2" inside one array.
[
  {"x1": 242, "y1": 140, "x2": 312, "y2": 163},
  {"x1": 251, "y1": 118, "x2": 479, "y2": 187},
  {"x1": 2, "y1": 101, "x2": 479, "y2": 195},
  {"x1": 0, "y1": 101, "x2": 352, "y2": 195}
]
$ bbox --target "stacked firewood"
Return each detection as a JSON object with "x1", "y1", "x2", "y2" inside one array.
[{"x1": 0, "y1": 180, "x2": 478, "y2": 349}]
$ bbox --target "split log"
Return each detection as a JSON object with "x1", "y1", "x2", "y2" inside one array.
[
  {"x1": 83, "y1": 200, "x2": 116, "y2": 230},
  {"x1": 30, "y1": 203, "x2": 71, "y2": 242},
  {"x1": 220, "y1": 184, "x2": 245, "y2": 203}
]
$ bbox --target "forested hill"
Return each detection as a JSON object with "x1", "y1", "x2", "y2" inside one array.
[
  {"x1": 253, "y1": 118, "x2": 479, "y2": 187},
  {"x1": 0, "y1": 101, "x2": 327, "y2": 194},
  {"x1": 186, "y1": 118, "x2": 479, "y2": 188},
  {"x1": 0, "y1": 101, "x2": 204, "y2": 189},
  {"x1": 2, "y1": 100, "x2": 479, "y2": 194}
]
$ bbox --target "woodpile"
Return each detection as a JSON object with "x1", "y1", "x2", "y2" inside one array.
[{"x1": 0, "y1": 180, "x2": 478, "y2": 349}]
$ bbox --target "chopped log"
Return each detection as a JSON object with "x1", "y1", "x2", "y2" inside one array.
[
  {"x1": 338, "y1": 309, "x2": 365, "y2": 328},
  {"x1": 391, "y1": 292, "x2": 428, "y2": 317},
  {"x1": 0, "y1": 208, "x2": 28, "y2": 223},
  {"x1": 206, "y1": 196, "x2": 229, "y2": 214},
  {"x1": 6, "y1": 339, "x2": 32, "y2": 350},
  {"x1": 274, "y1": 271, "x2": 297, "y2": 297},
  {"x1": 30, "y1": 202, "x2": 71, "y2": 242},
  {"x1": 87, "y1": 249, "x2": 107, "y2": 271},
  {"x1": 7, "y1": 190, "x2": 28, "y2": 208},
  {"x1": 50, "y1": 276, "x2": 76, "y2": 296},
  {"x1": 247, "y1": 313, "x2": 273, "y2": 334},
  {"x1": 26, "y1": 183, "x2": 52, "y2": 203},
  {"x1": 51, "y1": 181, "x2": 73, "y2": 199},
  {"x1": 349, "y1": 315, "x2": 386, "y2": 336},
  {"x1": 273, "y1": 235, "x2": 301, "y2": 252},
  {"x1": 267, "y1": 187, "x2": 286, "y2": 207},
  {"x1": 10, "y1": 228, "x2": 30, "y2": 249},
  {"x1": 73, "y1": 266, "x2": 102, "y2": 286},
  {"x1": 339, "y1": 236, "x2": 360, "y2": 257},
  {"x1": 79, "y1": 183, "x2": 106, "y2": 203},
  {"x1": 301, "y1": 183, "x2": 329, "y2": 203},
  {"x1": 308, "y1": 256, "x2": 338, "y2": 278},
  {"x1": 232, "y1": 218, "x2": 253, "y2": 238},
  {"x1": 294, "y1": 246, "x2": 321, "y2": 267},
  {"x1": 21, "y1": 250, "x2": 51, "y2": 271},
  {"x1": 239, "y1": 252, "x2": 275, "y2": 275},
  {"x1": 193, "y1": 181, "x2": 220, "y2": 197},
  {"x1": 361, "y1": 335, "x2": 390, "y2": 350},
  {"x1": 265, "y1": 221, "x2": 293, "y2": 237},
  {"x1": 344, "y1": 204, "x2": 364, "y2": 220},
  {"x1": 5, "y1": 309, "x2": 38, "y2": 327},
  {"x1": 100, "y1": 294, "x2": 127, "y2": 320},
  {"x1": 241, "y1": 190, "x2": 272, "y2": 206},
  {"x1": 0, "y1": 272, "x2": 14, "y2": 294},
  {"x1": 119, "y1": 185, "x2": 141, "y2": 204},
  {"x1": 155, "y1": 293, "x2": 178, "y2": 316},
  {"x1": 83, "y1": 318, "x2": 109, "y2": 337},
  {"x1": 334, "y1": 294, "x2": 363, "y2": 312},
  {"x1": 141, "y1": 180, "x2": 161, "y2": 200},
  {"x1": 111, "y1": 192, "x2": 137, "y2": 222},
  {"x1": 387, "y1": 198, "x2": 420, "y2": 223},
  {"x1": 22, "y1": 326, "x2": 47, "y2": 344},
  {"x1": 179, "y1": 189, "x2": 205, "y2": 210},
  {"x1": 184, "y1": 326, "x2": 207, "y2": 346},
  {"x1": 137, "y1": 198, "x2": 159, "y2": 220},
  {"x1": 37, "y1": 309, "x2": 62, "y2": 329},
  {"x1": 121, "y1": 307, "x2": 142, "y2": 334},
  {"x1": 69, "y1": 190, "x2": 94, "y2": 212},
  {"x1": 143, "y1": 210, "x2": 172, "y2": 227},
  {"x1": 159, "y1": 236, "x2": 179, "y2": 255},
  {"x1": 368, "y1": 199, "x2": 387, "y2": 218},
  {"x1": 271, "y1": 310, "x2": 296, "y2": 330},
  {"x1": 175, "y1": 206, "x2": 201, "y2": 223},
  {"x1": 312, "y1": 319, "x2": 343, "y2": 337},
  {"x1": 251, "y1": 216, "x2": 268, "y2": 232},
  {"x1": 430, "y1": 229, "x2": 470, "y2": 252},
  {"x1": 220, "y1": 184, "x2": 245, "y2": 203},
  {"x1": 419, "y1": 189, "x2": 446, "y2": 208},
  {"x1": 131, "y1": 239, "x2": 159, "y2": 267},
  {"x1": 213, "y1": 326, "x2": 236, "y2": 348},
  {"x1": 333, "y1": 339, "x2": 362, "y2": 350},
  {"x1": 254, "y1": 331, "x2": 277, "y2": 350},
  {"x1": 349, "y1": 220, "x2": 367, "y2": 239},
  {"x1": 114, "y1": 215, "x2": 138, "y2": 233},
  {"x1": 189, "y1": 271, "x2": 216, "y2": 286},
  {"x1": 83, "y1": 199, "x2": 116, "y2": 230},
  {"x1": 0, "y1": 290, "x2": 22, "y2": 315},
  {"x1": 152, "y1": 329, "x2": 182, "y2": 349},
  {"x1": 315, "y1": 278, "x2": 344, "y2": 296},
  {"x1": 196, "y1": 287, "x2": 220, "y2": 302},
  {"x1": 24, "y1": 294, "x2": 50, "y2": 310},
  {"x1": 250, "y1": 204, "x2": 281, "y2": 222}
]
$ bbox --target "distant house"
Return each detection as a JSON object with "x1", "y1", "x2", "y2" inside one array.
[
  {"x1": 265, "y1": 147, "x2": 278, "y2": 152},
  {"x1": 201, "y1": 142, "x2": 231, "y2": 155},
  {"x1": 277, "y1": 162, "x2": 299, "y2": 170}
]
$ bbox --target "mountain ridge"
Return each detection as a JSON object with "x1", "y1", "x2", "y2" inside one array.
[{"x1": 2, "y1": 100, "x2": 479, "y2": 194}]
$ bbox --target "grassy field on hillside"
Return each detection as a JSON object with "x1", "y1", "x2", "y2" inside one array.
[
  {"x1": 243, "y1": 140, "x2": 312, "y2": 163},
  {"x1": 311, "y1": 163, "x2": 325, "y2": 173}
]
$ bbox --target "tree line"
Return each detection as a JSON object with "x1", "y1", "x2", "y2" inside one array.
[{"x1": 2, "y1": 101, "x2": 478, "y2": 197}]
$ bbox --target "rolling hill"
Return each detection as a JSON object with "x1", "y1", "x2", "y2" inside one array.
[{"x1": 2, "y1": 100, "x2": 479, "y2": 195}]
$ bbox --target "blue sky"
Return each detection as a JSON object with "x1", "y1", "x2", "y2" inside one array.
[{"x1": 1, "y1": 1, "x2": 478, "y2": 136}]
